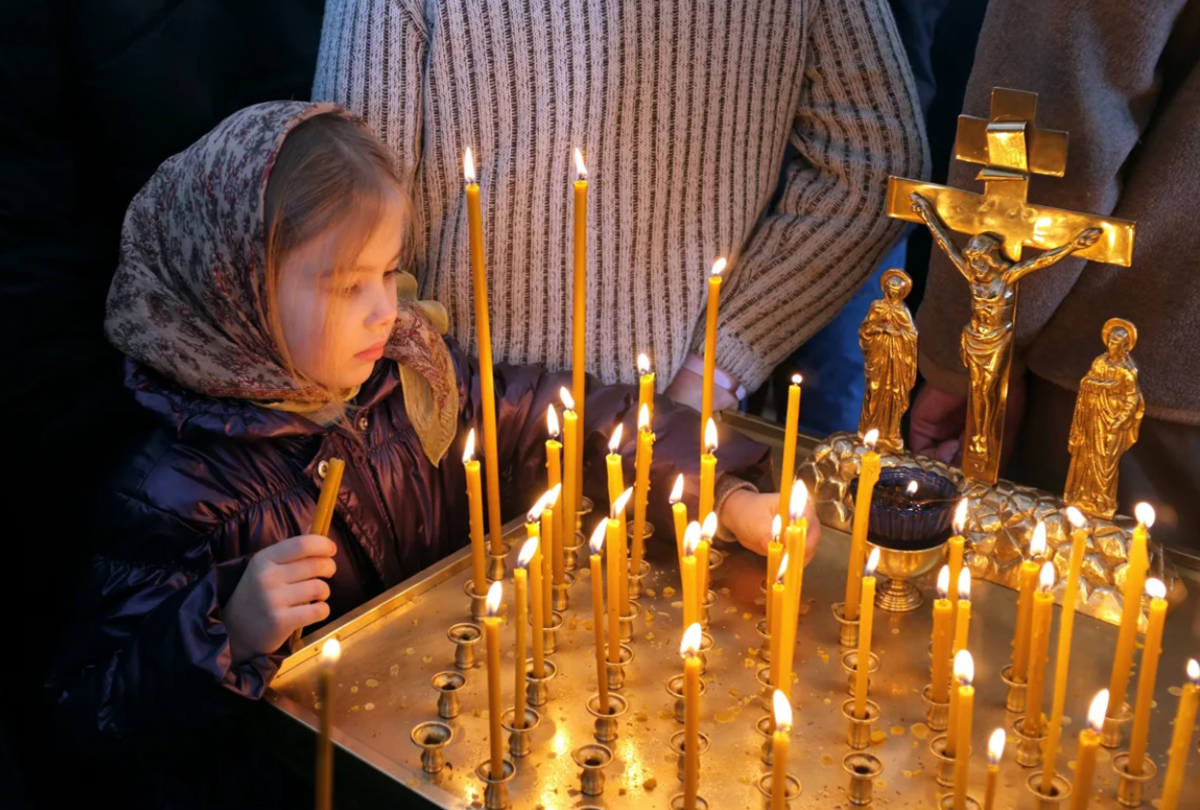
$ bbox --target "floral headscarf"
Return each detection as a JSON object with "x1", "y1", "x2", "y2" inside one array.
[{"x1": 105, "y1": 101, "x2": 459, "y2": 464}]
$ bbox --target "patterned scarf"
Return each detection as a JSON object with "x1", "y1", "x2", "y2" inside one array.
[{"x1": 105, "y1": 101, "x2": 459, "y2": 465}]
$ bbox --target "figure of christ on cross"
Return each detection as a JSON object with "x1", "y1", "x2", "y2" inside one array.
[{"x1": 910, "y1": 191, "x2": 1101, "y2": 461}]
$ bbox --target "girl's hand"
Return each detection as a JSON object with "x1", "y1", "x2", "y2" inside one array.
[
  {"x1": 223, "y1": 535, "x2": 338, "y2": 664},
  {"x1": 719, "y1": 489, "x2": 821, "y2": 565}
]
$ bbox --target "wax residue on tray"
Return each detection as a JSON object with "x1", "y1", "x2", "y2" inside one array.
[{"x1": 910, "y1": 723, "x2": 930, "y2": 740}]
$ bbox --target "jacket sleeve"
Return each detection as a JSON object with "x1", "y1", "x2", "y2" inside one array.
[{"x1": 47, "y1": 490, "x2": 282, "y2": 755}]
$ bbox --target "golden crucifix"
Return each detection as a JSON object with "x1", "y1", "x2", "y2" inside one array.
[{"x1": 886, "y1": 87, "x2": 1137, "y2": 484}]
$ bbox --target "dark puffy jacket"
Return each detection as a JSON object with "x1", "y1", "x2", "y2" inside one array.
[{"x1": 49, "y1": 339, "x2": 771, "y2": 777}]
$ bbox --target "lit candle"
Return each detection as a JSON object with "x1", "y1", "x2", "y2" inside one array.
[
  {"x1": 560, "y1": 388, "x2": 579, "y2": 551},
  {"x1": 1161, "y1": 659, "x2": 1200, "y2": 810},
  {"x1": 1011, "y1": 520, "x2": 1048, "y2": 684},
  {"x1": 1041, "y1": 508, "x2": 1089, "y2": 790},
  {"x1": 1068, "y1": 691, "x2": 1109, "y2": 810},
  {"x1": 697, "y1": 511, "x2": 717, "y2": 617},
  {"x1": 546, "y1": 406, "x2": 564, "y2": 587},
  {"x1": 1024, "y1": 563, "x2": 1056, "y2": 736},
  {"x1": 513, "y1": 538, "x2": 537, "y2": 729},
  {"x1": 779, "y1": 484, "x2": 809, "y2": 698},
  {"x1": 606, "y1": 488, "x2": 633, "y2": 663},
  {"x1": 931, "y1": 566, "x2": 954, "y2": 704},
  {"x1": 315, "y1": 638, "x2": 340, "y2": 810},
  {"x1": 853, "y1": 548, "x2": 882, "y2": 719},
  {"x1": 1128, "y1": 578, "x2": 1168, "y2": 772},
  {"x1": 769, "y1": 554, "x2": 789, "y2": 689},
  {"x1": 845, "y1": 430, "x2": 881, "y2": 621},
  {"x1": 766, "y1": 515, "x2": 783, "y2": 630},
  {"x1": 682, "y1": 623, "x2": 704, "y2": 809},
  {"x1": 670, "y1": 474, "x2": 688, "y2": 562},
  {"x1": 771, "y1": 689, "x2": 793, "y2": 810},
  {"x1": 1107, "y1": 503, "x2": 1154, "y2": 724},
  {"x1": 637, "y1": 352, "x2": 655, "y2": 431},
  {"x1": 947, "y1": 499, "x2": 968, "y2": 626},
  {"x1": 953, "y1": 651, "x2": 976, "y2": 810},
  {"x1": 984, "y1": 728, "x2": 1004, "y2": 810},
  {"x1": 606, "y1": 425, "x2": 630, "y2": 615},
  {"x1": 699, "y1": 258, "x2": 726, "y2": 442},
  {"x1": 952, "y1": 568, "x2": 972, "y2": 657},
  {"x1": 777, "y1": 374, "x2": 803, "y2": 525},
  {"x1": 483, "y1": 581, "x2": 505, "y2": 778},
  {"x1": 527, "y1": 518, "x2": 546, "y2": 680},
  {"x1": 539, "y1": 488, "x2": 559, "y2": 632},
  {"x1": 699, "y1": 418, "x2": 718, "y2": 520},
  {"x1": 681, "y1": 522, "x2": 701, "y2": 629},
  {"x1": 571, "y1": 149, "x2": 588, "y2": 511},
  {"x1": 464, "y1": 150, "x2": 504, "y2": 559},
  {"x1": 606, "y1": 422, "x2": 625, "y2": 514},
  {"x1": 463, "y1": 430, "x2": 487, "y2": 596},
  {"x1": 630, "y1": 404, "x2": 655, "y2": 590},
  {"x1": 587, "y1": 524, "x2": 610, "y2": 712}
]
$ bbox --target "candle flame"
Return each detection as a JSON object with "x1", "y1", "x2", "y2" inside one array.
[
  {"x1": 906, "y1": 480, "x2": 918, "y2": 497},
  {"x1": 937, "y1": 565, "x2": 950, "y2": 600},
  {"x1": 574, "y1": 147, "x2": 587, "y2": 179},
  {"x1": 680, "y1": 623, "x2": 703, "y2": 657},
  {"x1": 588, "y1": 521, "x2": 606, "y2": 556},
  {"x1": 1066, "y1": 506, "x2": 1087, "y2": 529},
  {"x1": 711, "y1": 258, "x2": 727, "y2": 277},
  {"x1": 527, "y1": 487, "x2": 559, "y2": 523},
  {"x1": 559, "y1": 386, "x2": 575, "y2": 412},
  {"x1": 776, "y1": 553, "x2": 789, "y2": 585},
  {"x1": 638, "y1": 403, "x2": 651, "y2": 432},
  {"x1": 771, "y1": 514, "x2": 782, "y2": 543},
  {"x1": 321, "y1": 637, "x2": 342, "y2": 664},
  {"x1": 1030, "y1": 521, "x2": 1047, "y2": 559},
  {"x1": 864, "y1": 547, "x2": 881, "y2": 578},
  {"x1": 1187, "y1": 658, "x2": 1199, "y2": 683},
  {"x1": 611, "y1": 487, "x2": 634, "y2": 519},
  {"x1": 485, "y1": 581, "x2": 503, "y2": 616},
  {"x1": 704, "y1": 418, "x2": 718, "y2": 454},
  {"x1": 862, "y1": 429, "x2": 879, "y2": 450},
  {"x1": 1145, "y1": 577, "x2": 1166, "y2": 601},
  {"x1": 957, "y1": 568, "x2": 971, "y2": 601},
  {"x1": 700, "y1": 511, "x2": 718, "y2": 541},
  {"x1": 637, "y1": 352, "x2": 651, "y2": 375},
  {"x1": 791, "y1": 373, "x2": 803, "y2": 386},
  {"x1": 670, "y1": 473, "x2": 685, "y2": 505},
  {"x1": 464, "y1": 148, "x2": 477, "y2": 183},
  {"x1": 1087, "y1": 689, "x2": 1110, "y2": 732},
  {"x1": 463, "y1": 428, "x2": 476, "y2": 464},
  {"x1": 772, "y1": 690, "x2": 793, "y2": 733},
  {"x1": 953, "y1": 498, "x2": 969, "y2": 534},
  {"x1": 518, "y1": 537, "x2": 539, "y2": 569},
  {"x1": 547, "y1": 405, "x2": 560, "y2": 439},
  {"x1": 1135, "y1": 502, "x2": 1156, "y2": 528},
  {"x1": 953, "y1": 649, "x2": 974, "y2": 685},
  {"x1": 987, "y1": 728, "x2": 1006, "y2": 765},
  {"x1": 1038, "y1": 561, "x2": 1056, "y2": 592},
  {"x1": 608, "y1": 422, "x2": 624, "y2": 453},
  {"x1": 683, "y1": 522, "x2": 701, "y2": 557},
  {"x1": 789, "y1": 480, "x2": 809, "y2": 523}
]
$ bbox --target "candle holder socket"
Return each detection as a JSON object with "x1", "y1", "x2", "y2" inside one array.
[
  {"x1": 571, "y1": 496, "x2": 594, "y2": 538},
  {"x1": 551, "y1": 571, "x2": 575, "y2": 611},
  {"x1": 410, "y1": 721, "x2": 454, "y2": 774},
  {"x1": 700, "y1": 589, "x2": 718, "y2": 629},
  {"x1": 628, "y1": 556, "x2": 651, "y2": 600},
  {"x1": 754, "y1": 665, "x2": 774, "y2": 711},
  {"x1": 431, "y1": 671, "x2": 465, "y2": 719},
  {"x1": 572, "y1": 743, "x2": 613, "y2": 796},
  {"x1": 698, "y1": 630, "x2": 716, "y2": 674},
  {"x1": 921, "y1": 684, "x2": 950, "y2": 731},
  {"x1": 937, "y1": 794, "x2": 980, "y2": 810},
  {"x1": 669, "y1": 730, "x2": 711, "y2": 781},
  {"x1": 1101, "y1": 702, "x2": 1133, "y2": 749},
  {"x1": 999, "y1": 663, "x2": 1027, "y2": 714},
  {"x1": 843, "y1": 752, "x2": 883, "y2": 806},
  {"x1": 585, "y1": 692, "x2": 628, "y2": 744},
  {"x1": 604, "y1": 643, "x2": 635, "y2": 691},
  {"x1": 833, "y1": 602, "x2": 860, "y2": 648},
  {"x1": 1012, "y1": 716, "x2": 1048, "y2": 768},
  {"x1": 929, "y1": 734, "x2": 955, "y2": 788},
  {"x1": 542, "y1": 610, "x2": 564, "y2": 655},
  {"x1": 564, "y1": 529, "x2": 585, "y2": 572},
  {"x1": 840, "y1": 649, "x2": 881, "y2": 698},
  {"x1": 1112, "y1": 751, "x2": 1157, "y2": 808},
  {"x1": 755, "y1": 715, "x2": 775, "y2": 765},
  {"x1": 666, "y1": 673, "x2": 708, "y2": 724},
  {"x1": 474, "y1": 759, "x2": 515, "y2": 810},
  {"x1": 756, "y1": 618, "x2": 771, "y2": 662},
  {"x1": 1025, "y1": 771, "x2": 1072, "y2": 810},
  {"x1": 841, "y1": 698, "x2": 881, "y2": 750},
  {"x1": 448, "y1": 622, "x2": 482, "y2": 670},
  {"x1": 463, "y1": 580, "x2": 488, "y2": 622},
  {"x1": 670, "y1": 795, "x2": 708, "y2": 810},
  {"x1": 500, "y1": 706, "x2": 541, "y2": 758},
  {"x1": 619, "y1": 599, "x2": 642, "y2": 642},
  {"x1": 758, "y1": 773, "x2": 802, "y2": 806},
  {"x1": 486, "y1": 541, "x2": 511, "y2": 582},
  {"x1": 524, "y1": 658, "x2": 557, "y2": 707},
  {"x1": 707, "y1": 547, "x2": 725, "y2": 573}
]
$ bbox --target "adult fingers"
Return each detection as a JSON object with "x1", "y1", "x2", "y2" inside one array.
[
  {"x1": 278, "y1": 579, "x2": 332, "y2": 607},
  {"x1": 278, "y1": 555, "x2": 338, "y2": 583},
  {"x1": 264, "y1": 534, "x2": 338, "y2": 564}
]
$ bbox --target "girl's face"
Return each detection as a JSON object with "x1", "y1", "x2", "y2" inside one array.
[{"x1": 277, "y1": 184, "x2": 404, "y2": 391}]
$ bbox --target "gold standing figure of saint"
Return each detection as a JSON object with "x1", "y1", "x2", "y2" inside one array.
[
  {"x1": 1064, "y1": 318, "x2": 1144, "y2": 520},
  {"x1": 858, "y1": 269, "x2": 918, "y2": 454},
  {"x1": 886, "y1": 87, "x2": 1136, "y2": 483}
]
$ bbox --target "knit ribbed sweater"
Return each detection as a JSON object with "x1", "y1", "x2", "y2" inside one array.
[{"x1": 313, "y1": 0, "x2": 928, "y2": 391}]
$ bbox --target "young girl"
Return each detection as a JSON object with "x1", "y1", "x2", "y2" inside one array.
[{"x1": 49, "y1": 101, "x2": 810, "y2": 802}]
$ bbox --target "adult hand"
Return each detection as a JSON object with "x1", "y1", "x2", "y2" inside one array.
[
  {"x1": 665, "y1": 367, "x2": 738, "y2": 413},
  {"x1": 223, "y1": 534, "x2": 338, "y2": 664},
  {"x1": 909, "y1": 374, "x2": 1027, "y2": 470},
  {"x1": 719, "y1": 489, "x2": 821, "y2": 566}
]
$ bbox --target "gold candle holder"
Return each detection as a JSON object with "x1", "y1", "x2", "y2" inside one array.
[
  {"x1": 500, "y1": 707, "x2": 540, "y2": 758},
  {"x1": 564, "y1": 529, "x2": 585, "y2": 572},
  {"x1": 756, "y1": 618, "x2": 771, "y2": 662},
  {"x1": 619, "y1": 600, "x2": 642, "y2": 642},
  {"x1": 698, "y1": 630, "x2": 716, "y2": 675},
  {"x1": 1012, "y1": 716, "x2": 1048, "y2": 768},
  {"x1": 922, "y1": 684, "x2": 950, "y2": 731},
  {"x1": 486, "y1": 541, "x2": 511, "y2": 582},
  {"x1": 551, "y1": 571, "x2": 575, "y2": 612},
  {"x1": 833, "y1": 602, "x2": 860, "y2": 648},
  {"x1": 543, "y1": 611, "x2": 564, "y2": 655},
  {"x1": 670, "y1": 730, "x2": 711, "y2": 781},
  {"x1": 431, "y1": 671, "x2": 465, "y2": 719},
  {"x1": 1111, "y1": 752, "x2": 1157, "y2": 808},
  {"x1": 755, "y1": 666, "x2": 773, "y2": 711},
  {"x1": 585, "y1": 692, "x2": 629, "y2": 744},
  {"x1": 843, "y1": 752, "x2": 883, "y2": 806},
  {"x1": 474, "y1": 759, "x2": 515, "y2": 810},
  {"x1": 1000, "y1": 663, "x2": 1027, "y2": 714},
  {"x1": 1101, "y1": 702, "x2": 1133, "y2": 749},
  {"x1": 700, "y1": 589, "x2": 718, "y2": 629},
  {"x1": 937, "y1": 794, "x2": 980, "y2": 810},
  {"x1": 666, "y1": 673, "x2": 708, "y2": 724},
  {"x1": 929, "y1": 734, "x2": 955, "y2": 788},
  {"x1": 1025, "y1": 771, "x2": 1072, "y2": 810},
  {"x1": 626, "y1": 521, "x2": 654, "y2": 599},
  {"x1": 410, "y1": 721, "x2": 453, "y2": 774},
  {"x1": 758, "y1": 773, "x2": 802, "y2": 806},
  {"x1": 463, "y1": 580, "x2": 488, "y2": 622},
  {"x1": 755, "y1": 715, "x2": 775, "y2": 766},
  {"x1": 841, "y1": 649, "x2": 882, "y2": 698},
  {"x1": 670, "y1": 796, "x2": 708, "y2": 810},
  {"x1": 841, "y1": 698, "x2": 881, "y2": 749},
  {"x1": 447, "y1": 622, "x2": 481, "y2": 670},
  {"x1": 524, "y1": 658, "x2": 557, "y2": 707},
  {"x1": 605, "y1": 643, "x2": 635, "y2": 691},
  {"x1": 572, "y1": 744, "x2": 613, "y2": 796}
]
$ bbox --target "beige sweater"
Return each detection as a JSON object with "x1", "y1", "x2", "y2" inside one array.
[{"x1": 312, "y1": 0, "x2": 928, "y2": 392}]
